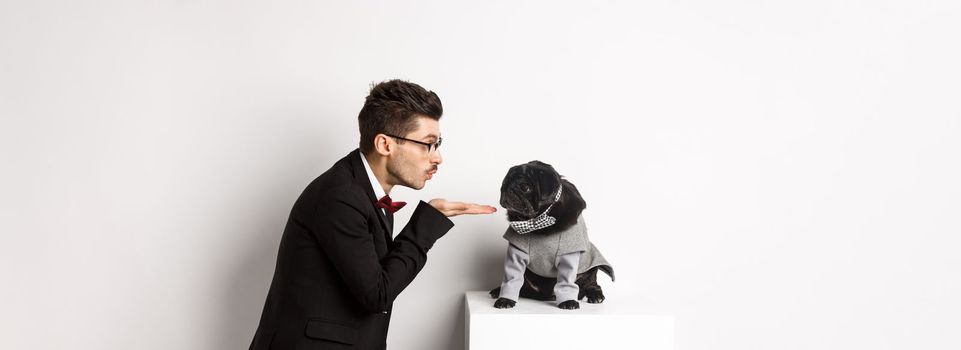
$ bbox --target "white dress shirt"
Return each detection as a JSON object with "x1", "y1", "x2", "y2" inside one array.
[{"x1": 359, "y1": 151, "x2": 388, "y2": 218}]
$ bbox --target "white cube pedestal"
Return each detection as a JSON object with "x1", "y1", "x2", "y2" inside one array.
[{"x1": 465, "y1": 291, "x2": 674, "y2": 350}]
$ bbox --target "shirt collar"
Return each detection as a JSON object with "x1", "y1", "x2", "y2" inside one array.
[{"x1": 359, "y1": 151, "x2": 388, "y2": 201}]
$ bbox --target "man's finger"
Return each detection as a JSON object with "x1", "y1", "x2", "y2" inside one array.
[
  {"x1": 473, "y1": 204, "x2": 497, "y2": 214},
  {"x1": 455, "y1": 203, "x2": 497, "y2": 215},
  {"x1": 445, "y1": 201, "x2": 470, "y2": 211},
  {"x1": 435, "y1": 200, "x2": 497, "y2": 216}
]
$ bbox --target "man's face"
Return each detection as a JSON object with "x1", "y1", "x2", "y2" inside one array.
[{"x1": 386, "y1": 116, "x2": 443, "y2": 190}]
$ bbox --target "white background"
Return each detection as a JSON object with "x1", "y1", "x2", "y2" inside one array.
[{"x1": 2, "y1": 1, "x2": 960, "y2": 349}]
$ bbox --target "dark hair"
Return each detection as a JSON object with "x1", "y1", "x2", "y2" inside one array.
[{"x1": 358, "y1": 80, "x2": 443, "y2": 154}]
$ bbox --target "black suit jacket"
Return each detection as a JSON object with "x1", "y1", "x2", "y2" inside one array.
[{"x1": 249, "y1": 149, "x2": 454, "y2": 350}]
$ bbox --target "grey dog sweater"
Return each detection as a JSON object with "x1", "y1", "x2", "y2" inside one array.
[{"x1": 503, "y1": 214, "x2": 615, "y2": 280}]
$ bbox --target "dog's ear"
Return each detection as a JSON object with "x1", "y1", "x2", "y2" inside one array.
[
  {"x1": 561, "y1": 178, "x2": 587, "y2": 211},
  {"x1": 526, "y1": 161, "x2": 561, "y2": 205}
]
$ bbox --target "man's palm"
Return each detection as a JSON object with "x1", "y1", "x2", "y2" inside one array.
[{"x1": 429, "y1": 198, "x2": 497, "y2": 217}]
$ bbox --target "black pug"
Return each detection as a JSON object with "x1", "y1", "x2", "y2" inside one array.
[{"x1": 490, "y1": 161, "x2": 615, "y2": 310}]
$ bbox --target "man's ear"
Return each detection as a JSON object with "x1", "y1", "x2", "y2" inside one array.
[{"x1": 373, "y1": 134, "x2": 393, "y2": 156}]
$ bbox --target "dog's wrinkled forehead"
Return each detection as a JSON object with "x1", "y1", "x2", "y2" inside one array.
[
  {"x1": 506, "y1": 160, "x2": 551, "y2": 175},
  {"x1": 504, "y1": 161, "x2": 561, "y2": 201}
]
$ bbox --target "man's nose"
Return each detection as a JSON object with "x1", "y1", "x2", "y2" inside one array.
[{"x1": 431, "y1": 149, "x2": 443, "y2": 164}]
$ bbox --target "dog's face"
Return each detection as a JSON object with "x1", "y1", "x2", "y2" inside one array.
[{"x1": 499, "y1": 161, "x2": 562, "y2": 220}]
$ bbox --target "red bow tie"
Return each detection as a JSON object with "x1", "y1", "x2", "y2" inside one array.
[{"x1": 375, "y1": 195, "x2": 406, "y2": 214}]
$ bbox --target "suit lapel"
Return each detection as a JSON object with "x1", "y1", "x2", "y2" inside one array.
[
  {"x1": 347, "y1": 149, "x2": 393, "y2": 246},
  {"x1": 386, "y1": 211, "x2": 394, "y2": 237}
]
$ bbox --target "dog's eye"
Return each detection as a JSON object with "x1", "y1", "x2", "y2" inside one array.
[{"x1": 520, "y1": 184, "x2": 531, "y2": 193}]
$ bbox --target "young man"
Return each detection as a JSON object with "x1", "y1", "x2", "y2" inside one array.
[{"x1": 249, "y1": 80, "x2": 495, "y2": 350}]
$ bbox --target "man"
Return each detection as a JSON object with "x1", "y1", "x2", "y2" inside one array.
[{"x1": 249, "y1": 80, "x2": 496, "y2": 349}]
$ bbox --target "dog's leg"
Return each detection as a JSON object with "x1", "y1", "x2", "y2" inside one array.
[
  {"x1": 576, "y1": 267, "x2": 605, "y2": 304},
  {"x1": 494, "y1": 244, "x2": 529, "y2": 308},
  {"x1": 494, "y1": 298, "x2": 516, "y2": 308},
  {"x1": 554, "y1": 252, "x2": 581, "y2": 309}
]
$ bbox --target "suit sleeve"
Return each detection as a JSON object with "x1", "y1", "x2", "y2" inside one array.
[{"x1": 311, "y1": 189, "x2": 454, "y2": 313}]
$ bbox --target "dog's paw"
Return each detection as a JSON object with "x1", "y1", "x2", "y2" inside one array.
[
  {"x1": 558, "y1": 300, "x2": 580, "y2": 310},
  {"x1": 489, "y1": 287, "x2": 501, "y2": 299},
  {"x1": 494, "y1": 298, "x2": 516, "y2": 309},
  {"x1": 585, "y1": 290, "x2": 605, "y2": 304}
]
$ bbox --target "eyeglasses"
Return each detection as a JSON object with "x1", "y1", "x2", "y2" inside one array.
[{"x1": 384, "y1": 133, "x2": 443, "y2": 154}]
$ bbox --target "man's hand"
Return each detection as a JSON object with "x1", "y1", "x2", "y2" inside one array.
[{"x1": 428, "y1": 198, "x2": 497, "y2": 217}]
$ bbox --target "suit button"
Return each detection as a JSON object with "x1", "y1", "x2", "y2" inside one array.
[{"x1": 381, "y1": 310, "x2": 388, "y2": 314}]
